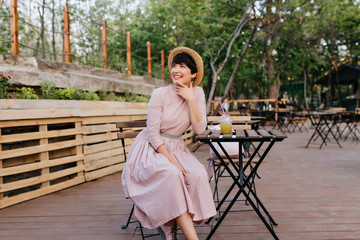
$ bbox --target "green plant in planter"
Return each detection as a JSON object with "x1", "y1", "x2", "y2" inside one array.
[
  {"x1": 40, "y1": 80, "x2": 57, "y2": 99},
  {"x1": 0, "y1": 74, "x2": 12, "y2": 99},
  {"x1": 55, "y1": 88, "x2": 76, "y2": 99},
  {"x1": 16, "y1": 87, "x2": 39, "y2": 99},
  {"x1": 98, "y1": 89, "x2": 107, "y2": 100}
]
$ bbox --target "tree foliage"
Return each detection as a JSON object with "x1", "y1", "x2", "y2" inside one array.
[{"x1": 2, "y1": 0, "x2": 359, "y2": 109}]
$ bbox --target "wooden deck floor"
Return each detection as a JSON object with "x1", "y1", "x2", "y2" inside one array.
[{"x1": 1, "y1": 126, "x2": 360, "y2": 240}]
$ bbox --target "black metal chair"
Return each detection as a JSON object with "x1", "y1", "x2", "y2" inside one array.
[{"x1": 116, "y1": 120, "x2": 159, "y2": 239}]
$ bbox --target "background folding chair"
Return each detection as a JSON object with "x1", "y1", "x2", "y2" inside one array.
[{"x1": 116, "y1": 120, "x2": 159, "y2": 239}]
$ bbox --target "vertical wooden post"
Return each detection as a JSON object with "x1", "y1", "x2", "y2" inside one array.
[
  {"x1": 161, "y1": 50, "x2": 165, "y2": 80},
  {"x1": 126, "y1": 32, "x2": 132, "y2": 76},
  {"x1": 75, "y1": 122, "x2": 84, "y2": 179},
  {"x1": 0, "y1": 129, "x2": 3, "y2": 202},
  {"x1": 102, "y1": 21, "x2": 108, "y2": 69},
  {"x1": 147, "y1": 41, "x2": 152, "y2": 78},
  {"x1": 39, "y1": 125, "x2": 50, "y2": 188},
  {"x1": 63, "y1": 5, "x2": 71, "y2": 62},
  {"x1": 10, "y1": 0, "x2": 19, "y2": 56}
]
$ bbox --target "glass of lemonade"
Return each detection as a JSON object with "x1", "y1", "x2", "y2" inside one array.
[{"x1": 219, "y1": 114, "x2": 232, "y2": 134}]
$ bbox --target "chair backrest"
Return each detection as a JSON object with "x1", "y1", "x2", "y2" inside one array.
[
  {"x1": 328, "y1": 107, "x2": 346, "y2": 113},
  {"x1": 277, "y1": 108, "x2": 290, "y2": 113},
  {"x1": 116, "y1": 120, "x2": 147, "y2": 161},
  {"x1": 355, "y1": 108, "x2": 360, "y2": 115},
  {"x1": 207, "y1": 115, "x2": 251, "y2": 123},
  {"x1": 207, "y1": 116, "x2": 252, "y2": 130}
]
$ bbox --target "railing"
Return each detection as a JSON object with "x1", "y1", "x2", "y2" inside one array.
[
  {"x1": 0, "y1": 0, "x2": 168, "y2": 81},
  {"x1": 210, "y1": 99, "x2": 278, "y2": 115}
]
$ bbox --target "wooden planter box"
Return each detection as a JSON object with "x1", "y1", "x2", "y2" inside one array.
[{"x1": 0, "y1": 99, "x2": 194, "y2": 209}]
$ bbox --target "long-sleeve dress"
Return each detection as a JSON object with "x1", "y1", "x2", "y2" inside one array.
[{"x1": 121, "y1": 85, "x2": 216, "y2": 229}]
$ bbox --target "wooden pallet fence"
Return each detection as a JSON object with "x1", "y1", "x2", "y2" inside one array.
[
  {"x1": 182, "y1": 126, "x2": 194, "y2": 145},
  {"x1": 0, "y1": 117, "x2": 84, "y2": 209},
  {"x1": 82, "y1": 118, "x2": 143, "y2": 182},
  {"x1": 0, "y1": 99, "x2": 148, "y2": 209},
  {"x1": 0, "y1": 99, "x2": 196, "y2": 208}
]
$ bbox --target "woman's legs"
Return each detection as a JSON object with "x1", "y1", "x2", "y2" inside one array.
[{"x1": 175, "y1": 212, "x2": 199, "y2": 240}]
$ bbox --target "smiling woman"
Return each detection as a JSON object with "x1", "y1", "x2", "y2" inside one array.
[{"x1": 121, "y1": 47, "x2": 216, "y2": 240}]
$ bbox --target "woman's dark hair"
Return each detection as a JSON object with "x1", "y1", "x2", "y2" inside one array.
[{"x1": 172, "y1": 53, "x2": 197, "y2": 74}]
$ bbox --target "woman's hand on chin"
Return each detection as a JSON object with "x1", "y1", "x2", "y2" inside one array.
[{"x1": 174, "y1": 81, "x2": 195, "y2": 102}]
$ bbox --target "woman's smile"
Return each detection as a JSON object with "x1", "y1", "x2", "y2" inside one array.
[{"x1": 171, "y1": 63, "x2": 196, "y2": 86}]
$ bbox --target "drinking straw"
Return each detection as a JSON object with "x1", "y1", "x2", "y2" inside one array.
[{"x1": 218, "y1": 98, "x2": 225, "y2": 115}]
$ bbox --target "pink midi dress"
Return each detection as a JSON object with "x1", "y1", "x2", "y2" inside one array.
[{"x1": 121, "y1": 85, "x2": 217, "y2": 229}]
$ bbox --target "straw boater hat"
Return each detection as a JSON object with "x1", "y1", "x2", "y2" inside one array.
[{"x1": 168, "y1": 47, "x2": 204, "y2": 87}]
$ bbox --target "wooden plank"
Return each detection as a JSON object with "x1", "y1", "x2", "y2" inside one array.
[
  {"x1": 0, "y1": 108, "x2": 147, "y2": 121},
  {"x1": 0, "y1": 100, "x2": 147, "y2": 111},
  {"x1": 83, "y1": 139, "x2": 123, "y2": 155},
  {"x1": 235, "y1": 130, "x2": 246, "y2": 139},
  {"x1": 80, "y1": 101, "x2": 147, "y2": 109},
  {"x1": 246, "y1": 130, "x2": 261, "y2": 139},
  {"x1": 184, "y1": 139, "x2": 193, "y2": 145},
  {"x1": 82, "y1": 115, "x2": 147, "y2": 125},
  {"x1": 84, "y1": 163, "x2": 124, "y2": 181},
  {"x1": 83, "y1": 132, "x2": 118, "y2": 145},
  {"x1": 82, "y1": 123, "x2": 117, "y2": 135},
  {"x1": 117, "y1": 132, "x2": 139, "y2": 139},
  {"x1": 0, "y1": 128, "x2": 81, "y2": 144},
  {"x1": 0, "y1": 99, "x2": 81, "y2": 110},
  {"x1": 79, "y1": 108, "x2": 147, "y2": 117},
  {"x1": 0, "y1": 117, "x2": 81, "y2": 128},
  {"x1": 0, "y1": 176, "x2": 84, "y2": 209},
  {"x1": 231, "y1": 116, "x2": 251, "y2": 122},
  {"x1": 2, "y1": 154, "x2": 40, "y2": 168},
  {"x1": 84, "y1": 155, "x2": 125, "y2": 172},
  {"x1": 222, "y1": 133, "x2": 233, "y2": 139},
  {"x1": 0, "y1": 165, "x2": 84, "y2": 193},
  {"x1": 195, "y1": 130, "x2": 210, "y2": 140},
  {"x1": 0, "y1": 138, "x2": 83, "y2": 160},
  {"x1": 209, "y1": 130, "x2": 221, "y2": 139},
  {"x1": 83, "y1": 147, "x2": 125, "y2": 163},
  {"x1": 0, "y1": 109, "x2": 82, "y2": 121},
  {"x1": 207, "y1": 116, "x2": 221, "y2": 123},
  {"x1": 269, "y1": 130, "x2": 287, "y2": 139},
  {"x1": 257, "y1": 129, "x2": 273, "y2": 139},
  {"x1": 116, "y1": 120, "x2": 147, "y2": 128},
  {"x1": 0, "y1": 154, "x2": 83, "y2": 177},
  {"x1": 232, "y1": 125, "x2": 251, "y2": 130}
]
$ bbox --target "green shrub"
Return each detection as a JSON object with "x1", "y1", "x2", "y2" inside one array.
[
  {"x1": 88, "y1": 91, "x2": 100, "y2": 101},
  {"x1": 40, "y1": 80, "x2": 56, "y2": 99},
  {"x1": 72, "y1": 88, "x2": 86, "y2": 100},
  {"x1": 55, "y1": 88, "x2": 76, "y2": 99},
  {"x1": 123, "y1": 88, "x2": 150, "y2": 103},
  {"x1": 16, "y1": 87, "x2": 38, "y2": 99},
  {"x1": 0, "y1": 74, "x2": 12, "y2": 99},
  {"x1": 98, "y1": 89, "x2": 107, "y2": 101}
]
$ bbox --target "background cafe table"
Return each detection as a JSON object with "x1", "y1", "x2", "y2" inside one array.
[
  {"x1": 305, "y1": 112, "x2": 342, "y2": 149},
  {"x1": 196, "y1": 129, "x2": 287, "y2": 240}
]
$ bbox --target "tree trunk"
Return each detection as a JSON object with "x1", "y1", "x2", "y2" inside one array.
[
  {"x1": 334, "y1": 62, "x2": 342, "y2": 107},
  {"x1": 51, "y1": 0, "x2": 56, "y2": 61},
  {"x1": 205, "y1": 1, "x2": 255, "y2": 114},
  {"x1": 302, "y1": 64, "x2": 309, "y2": 109},
  {"x1": 212, "y1": 26, "x2": 257, "y2": 115},
  {"x1": 40, "y1": 0, "x2": 45, "y2": 59}
]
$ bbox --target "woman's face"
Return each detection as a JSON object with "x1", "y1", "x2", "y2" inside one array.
[{"x1": 171, "y1": 63, "x2": 197, "y2": 87}]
